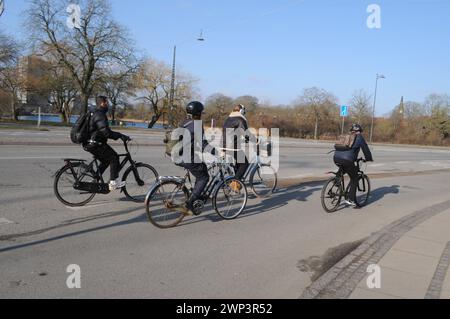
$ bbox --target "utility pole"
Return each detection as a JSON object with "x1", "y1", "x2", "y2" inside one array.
[
  {"x1": 168, "y1": 45, "x2": 176, "y2": 128},
  {"x1": 369, "y1": 74, "x2": 385, "y2": 143}
]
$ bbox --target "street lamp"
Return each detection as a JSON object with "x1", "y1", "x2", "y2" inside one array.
[{"x1": 369, "y1": 73, "x2": 385, "y2": 143}]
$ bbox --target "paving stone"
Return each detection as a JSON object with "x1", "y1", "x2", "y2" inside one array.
[
  {"x1": 379, "y1": 250, "x2": 439, "y2": 278},
  {"x1": 356, "y1": 267, "x2": 430, "y2": 299},
  {"x1": 395, "y1": 236, "x2": 446, "y2": 258}
]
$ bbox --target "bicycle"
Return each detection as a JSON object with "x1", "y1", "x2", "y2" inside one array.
[
  {"x1": 54, "y1": 139, "x2": 159, "y2": 207},
  {"x1": 221, "y1": 142, "x2": 277, "y2": 198},
  {"x1": 145, "y1": 157, "x2": 248, "y2": 229},
  {"x1": 321, "y1": 158, "x2": 371, "y2": 213}
]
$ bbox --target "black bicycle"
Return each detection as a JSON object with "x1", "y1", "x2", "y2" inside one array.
[
  {"x1": 145, "y1": 158, "x2": 248, "y2": 229},
  {"x1": 54, "y1": 139, "x2": 158, "y2": 207},
  {"x1": 321, "y1": 158, "x2": 371, "y2": 213}
]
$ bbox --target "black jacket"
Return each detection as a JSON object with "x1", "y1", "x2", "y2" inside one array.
[
  {"x1": 178, "y1": 118, "x2": 214, "y2": 164},
  {"x1": 334, "y1": 134, "x2": 373, "y2": 163},
  {"x1": 88, "y1": 108, "x2": 122, "y2": 145},
  {"x1": 222, "y1": 112, "x2": 249, "y2": 148}
]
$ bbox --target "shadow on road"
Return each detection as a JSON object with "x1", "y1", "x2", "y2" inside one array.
[
  {"x1": 367, "y1": 185, "x2": 400, "y2": 206},
  {"x1": 178, "y1": 182, "x2": 323, "y2": 227},
  {"x1": 0, "y1": 205, "x2": 146, "y2": 253}
]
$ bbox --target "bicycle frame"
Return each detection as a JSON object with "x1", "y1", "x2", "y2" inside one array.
[
  {"x1": 185, "y1": 162, "x2": 232, "y2": 203},
  {"x1": 329, "y1": 159, "x2": 367, "y2": 196},
  {"x1": 65, "y1": 140, "x2": 143, "y2": 186}
]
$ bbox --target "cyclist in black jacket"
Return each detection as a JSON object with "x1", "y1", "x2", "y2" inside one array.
[
  {"x1": 334, "y1": 124, "x2": 373, "y2": 208},
  {"x1": 83, "y1": 96, "x2": 130, "y2": 191},
  {"x1": 176, "y1": 101, "x2": 216, "y2": 215}
]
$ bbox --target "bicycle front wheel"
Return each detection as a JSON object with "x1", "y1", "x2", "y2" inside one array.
[
  {"x1": 145, "y1": 180, "x2": 189, "y2": 229},
  {"x1": 213, "y1": 179, "x2": 248, "y2": 220},
  {"x1": 123, "y1": 163, "x2": 159, "y2": 202},
  {"x1": 249, "y1": 164, "x2": 277, "y2": 198},
  {"x1": 54, "y1": 165, "x2": 96, "y2": 207},
  {"x1": 321, "y1": 177, "x2": 343, "y2": 213}
]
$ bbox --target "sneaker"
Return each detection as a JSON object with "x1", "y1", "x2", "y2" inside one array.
[
  {"x1": 109, "y1": 179, "x2": 126, "y2": 191},
  {"x1": 229, "y1": 180, "x2": 242, "y2": 192},
  {"x1": 343, "y1": 200, "x2": 358, "y2": 208}
]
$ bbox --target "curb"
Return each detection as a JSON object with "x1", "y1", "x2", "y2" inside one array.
[{"x1": 300, "y1": 199, "x2": 450, "y2": 299}]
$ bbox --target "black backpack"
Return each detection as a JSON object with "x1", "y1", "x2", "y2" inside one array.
[{"x1": 70, "y1": 112, "x2": 93, "y2": 144}]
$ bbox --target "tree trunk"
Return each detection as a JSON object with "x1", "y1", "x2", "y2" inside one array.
[
  {"x1": 148, "y1": 113, "x2": 161, "y2": 128},
  {"x1": 60, "y1": 103, "x2": 69, "y2": 124},
  {"x1": 10, "y1": 92, "x2": 17, "y2": 121},
  {"x1": 111, "y1": 104, "x2": 116, "y2": 125},
  {"x1": 81, "y1": 93, "x2": 89, "y2": 115},
  {"x1": 314, "y1": 117, "x2": 319, "y2": 140}
]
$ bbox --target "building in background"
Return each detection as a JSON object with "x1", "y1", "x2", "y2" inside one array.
[{"x1": 17, "y1": 54, "x2": 51, "y2": 114}]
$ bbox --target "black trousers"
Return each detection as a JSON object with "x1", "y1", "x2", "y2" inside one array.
[
  {"x1": 334, "y1": 158, "x2": 359, "y2": 202},
  {"x1": 234, "y1": 151, "x2": 249, "y2": 181},
  {"x1": 178, "y1": 163, "x2": 209, "y2": 201},
  {"x1": 86, "y1": 144, "x2": 120, "y2": 181}
]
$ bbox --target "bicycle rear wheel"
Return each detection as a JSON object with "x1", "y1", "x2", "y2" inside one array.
[
  {"x1": 145, "y1": 180, "x2": 189, "y2": 229},
  {"x1": 321, "y1": 177, "x2": 343, "y2": 213},
  {"x1": 54, "y1": 164, "x2": 96, "y2": 207},
  {"x1": 249, "y1": 164, "x2": 277, "y2": 198},
  {"x1": 122, "y1": 163, "x2": 159, "y2": 202},
  {"x1": 213, "y1": 179, "x2": 247, "y2": 220}
]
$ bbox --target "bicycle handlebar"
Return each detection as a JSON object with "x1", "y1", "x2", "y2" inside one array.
[{"x1": 122, "y1": 138, "x2": 132, "y2": 154}]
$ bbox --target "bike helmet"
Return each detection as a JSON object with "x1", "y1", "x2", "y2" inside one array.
[
  {"x1": 186, "y1": 101, "x2": 204, "y2": 116},
  {"x1": 350, "y1": 123, "x2": 363, "y2": 133}
]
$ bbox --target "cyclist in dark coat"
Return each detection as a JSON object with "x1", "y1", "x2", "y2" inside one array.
[
  {"x1": 223, "y1": 104, "x2": 250, "y2": 182},
  {"x1": 83, "y1": 96, "x2": 130, "y2": 191},
  {"x1": 334, "y1": 124, "x2": 373, "y2": 208},
  {"x1": 176, "y1": 101, "x2": 216, "y2": 215}
]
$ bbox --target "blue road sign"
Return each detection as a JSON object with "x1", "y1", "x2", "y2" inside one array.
[{"x1": 340, "y1": 105, "x2": 349, "y2": 117}]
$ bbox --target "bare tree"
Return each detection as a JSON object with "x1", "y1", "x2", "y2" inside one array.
[
  {"x1": 0, "y1": 65, "x2": 25, "y2": 120},
  {"x1": 349, "y1": 89, "x2": 372, "y2": 126},
  {"x1": 27, "y1": 0, "x2": 135, "y2": 114},
  {"x1": 0, "y1": 32, "x2": 20, "y2": 68},
  {"x1": 98, "y1": 63, "x2": 138, "y2": 124},
  {"x1": 0, "y1": 33, "x2": 23, "y2": 120},
  {"x1": 424, "y1": 93, "x2": 450, "y2": 138},
  {"x1": 46, "y1": 64, "x2": 79, "y2": 123},
  {"x1": 204, "y1": 93, "x2": 234, "y2": 125},
  {"x1": 134, "y1": 58, "x2": 197, "y2": 128},
  {"x1": 295, "y1": 87, "x2": 338, "y2": 140}
]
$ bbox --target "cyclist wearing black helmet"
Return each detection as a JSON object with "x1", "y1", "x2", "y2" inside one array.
[
  {"x1": 176, "y1": 101, "x2": 216, "y2": 215},
  {"x1": 334, "y1": 124, "x2": 373, "y2": 208}
]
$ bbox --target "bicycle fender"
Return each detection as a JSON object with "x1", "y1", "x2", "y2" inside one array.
[
  {"x1": 144, "y1": 180, "x2": 162, "y2": 206},
  {"x1": 158, "y1": 176, "x2": 186, "y2": 184}
]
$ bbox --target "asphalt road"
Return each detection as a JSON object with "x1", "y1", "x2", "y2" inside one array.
[{"x1": 1, "y1": 127, "x2": 450, "y2": 298}]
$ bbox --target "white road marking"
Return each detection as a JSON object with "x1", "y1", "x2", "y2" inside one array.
[
  {"x1": 369, "y1": 163, "x2": 386, "y2": 167},
  {"x1": 0, "y1": 218, "x2": 14, "y2": 226}
]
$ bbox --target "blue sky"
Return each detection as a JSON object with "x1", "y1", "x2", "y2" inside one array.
[{"x1": 1, "y1": 0, "x2": 449, "y2": 115}]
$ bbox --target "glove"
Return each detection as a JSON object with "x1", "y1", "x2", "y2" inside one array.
[{"x1": 121, "y1": 134, "x2": 131, "y2": 142}]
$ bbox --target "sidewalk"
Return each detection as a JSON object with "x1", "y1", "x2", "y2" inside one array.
[
  {"x1": 350, "y1": 208, "x2": 450, "y2": 299},
  {"x1": 301, "y1": 200, "x2": 450, "y2": 299}
]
